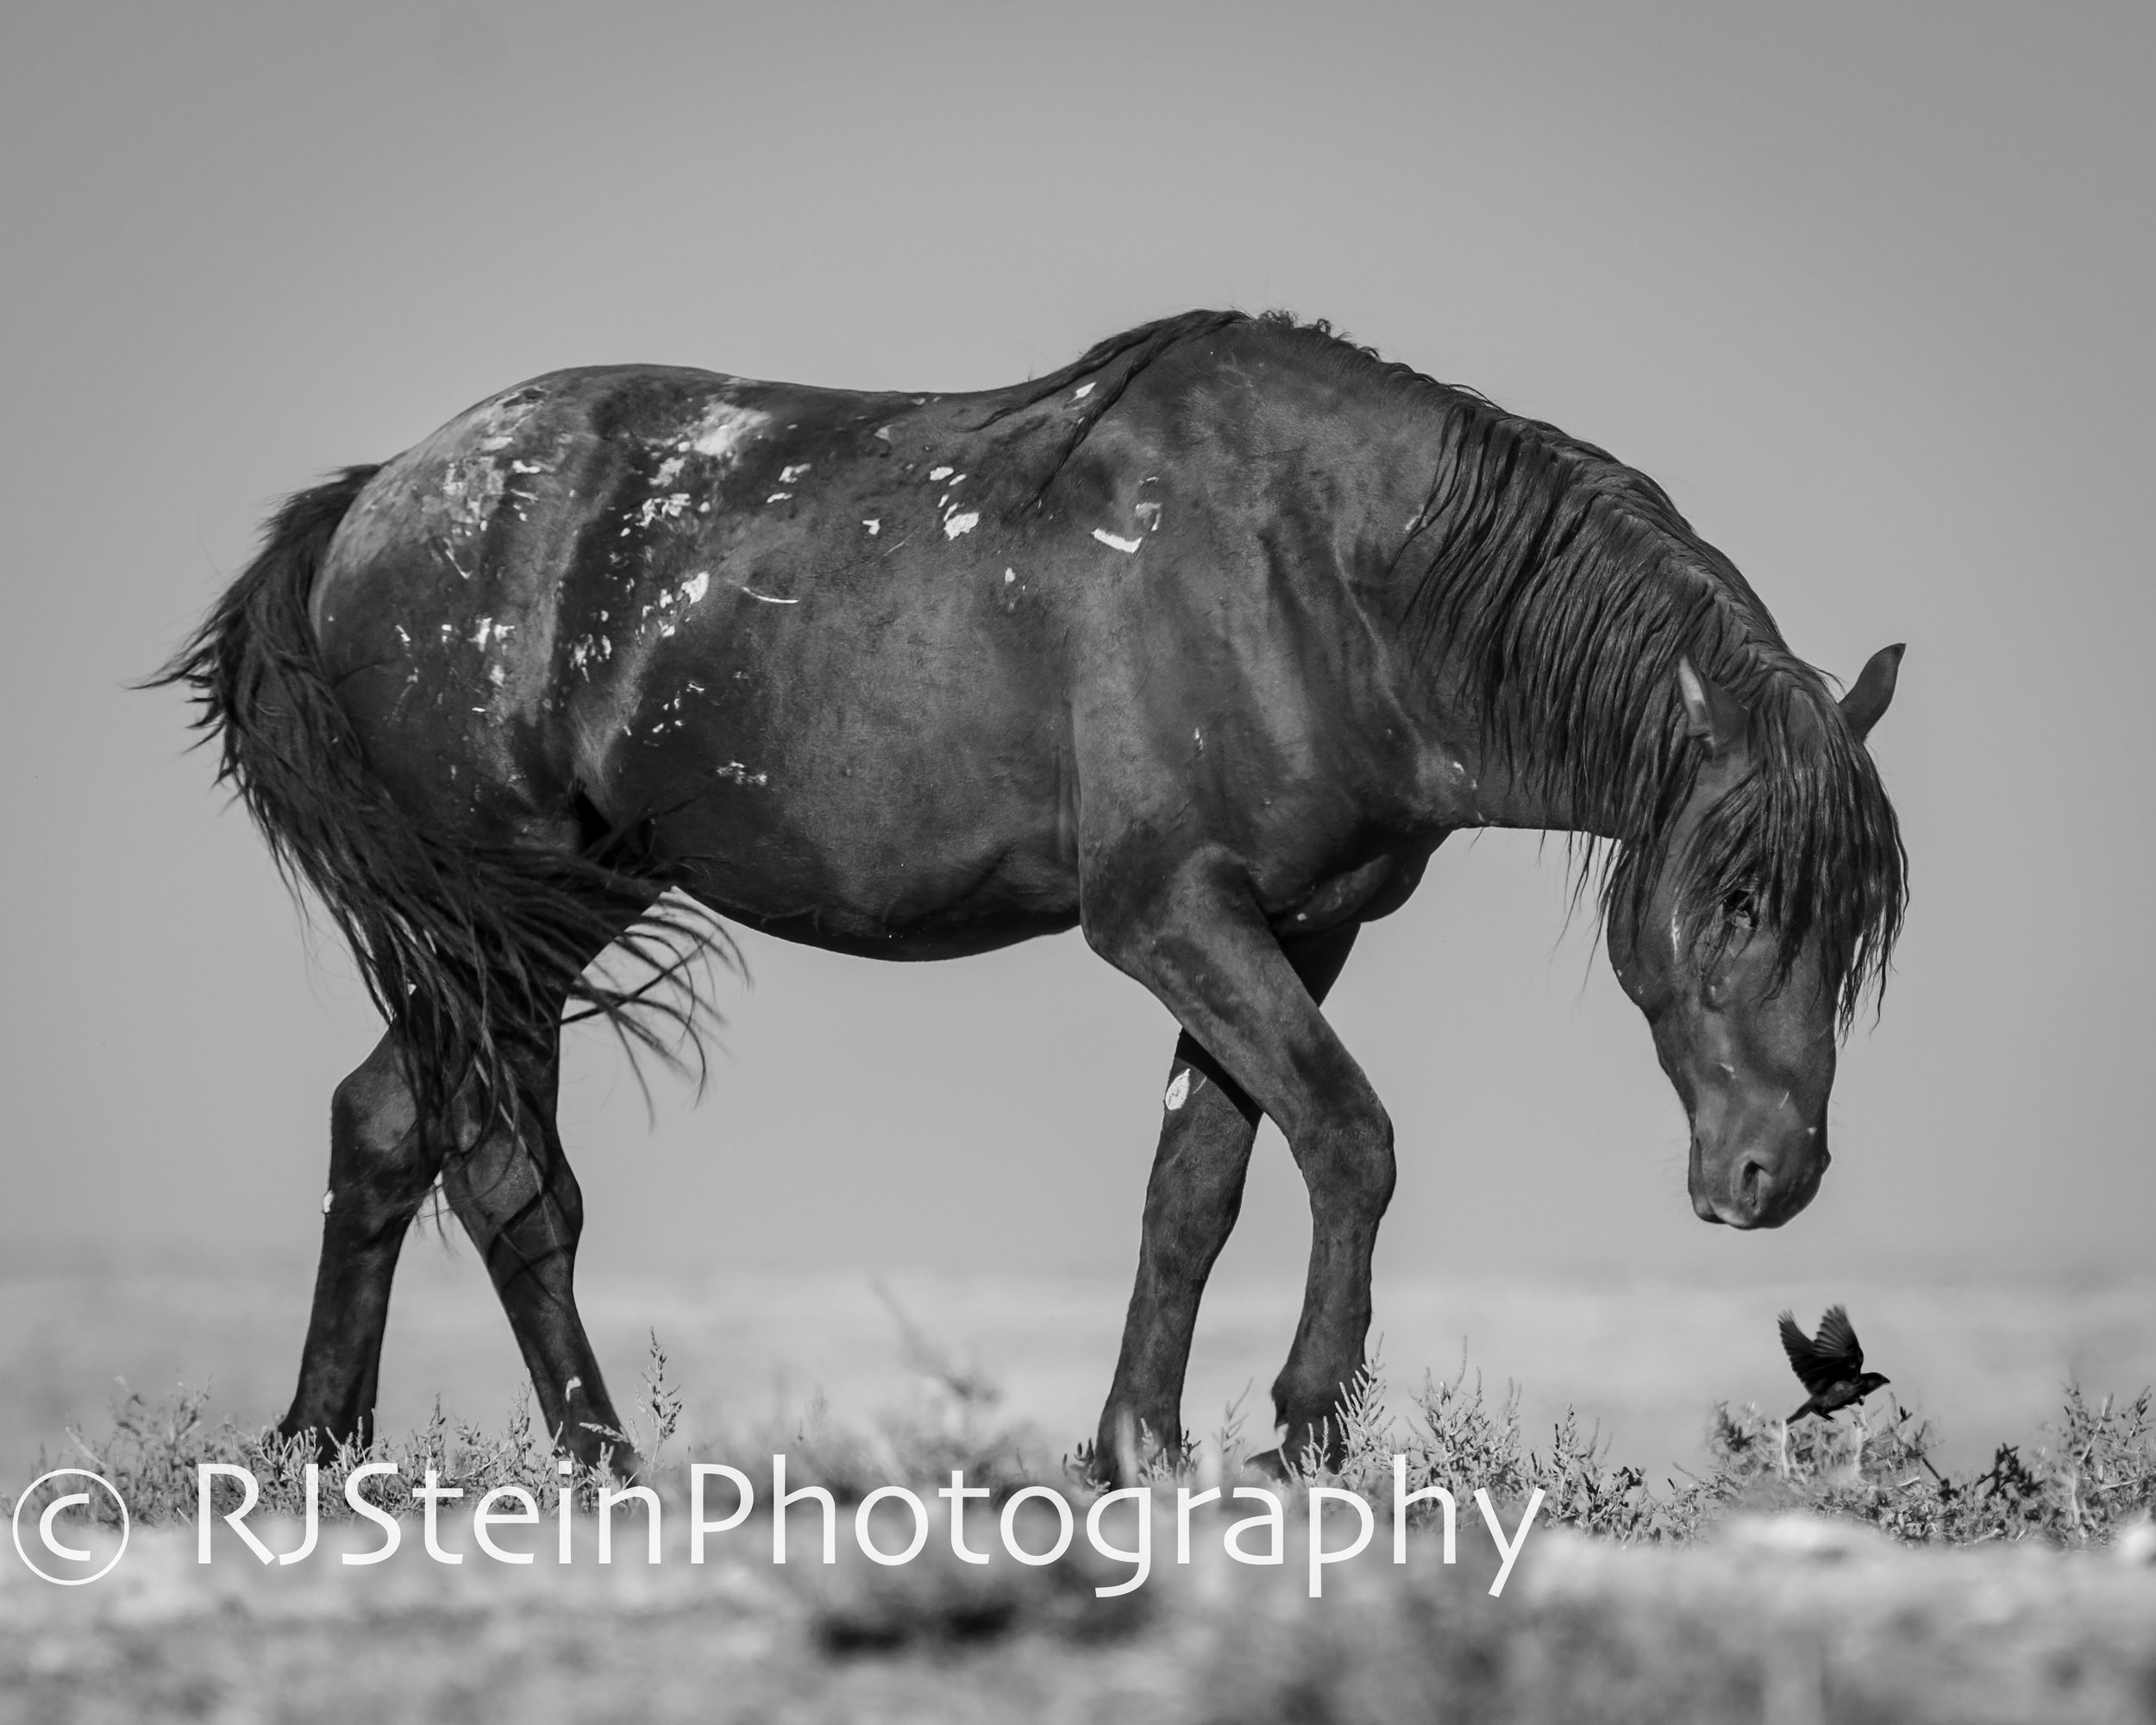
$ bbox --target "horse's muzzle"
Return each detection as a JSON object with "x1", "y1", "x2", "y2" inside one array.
[{"x1": 1689, "y1": 1137, "x2": 1828, "y2": 1229}]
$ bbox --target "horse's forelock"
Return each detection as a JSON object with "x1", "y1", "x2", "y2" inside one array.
[{"x1": 1656, "y1": 679, "x2": 1907, "y2": 1029}]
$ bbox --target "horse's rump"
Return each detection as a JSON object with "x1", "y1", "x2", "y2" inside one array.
[{"x1": 150, "y1": 466, "x2": 724, "y2": 1131}]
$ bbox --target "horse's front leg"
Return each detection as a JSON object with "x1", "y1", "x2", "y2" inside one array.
[
  {"x1": 1095, "y1": 922, "x2": 1360, "y2": 1480},
  {"x1": 1087, "y1": 858, "x2": 1395, "y2": 1476},
  {"x1": 279, "y1": 1032, "x2": 445, "y2": 1452}
]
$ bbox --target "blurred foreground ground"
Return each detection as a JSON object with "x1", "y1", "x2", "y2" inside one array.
[
  {"x1": 3, "y1": 1512, "x2": 2154, "y2": 1724},
  {"x1": 4, "y1": 1264, "x2": 2151, "y2": 1484}
]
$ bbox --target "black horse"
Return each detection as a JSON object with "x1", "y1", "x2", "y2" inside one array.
[{"x1": 157, "y1": 310, "x2": 1905, "y2": 1477}]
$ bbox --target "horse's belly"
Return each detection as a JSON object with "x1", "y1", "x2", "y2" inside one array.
[
  {"x1": 661, "y1": 809, "x2": 1082, "y2": 957},
  {"x1": 688, "y1": 882, "x2": 1079, "y2": 959},
  {"x1": 617, "y1": 721, "x2": 1082, "y2": 957}
]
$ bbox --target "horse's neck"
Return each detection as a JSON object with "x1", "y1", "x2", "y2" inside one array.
[{"x1": 1329, "y1": 433, "x2": 1623, "y2": 844}]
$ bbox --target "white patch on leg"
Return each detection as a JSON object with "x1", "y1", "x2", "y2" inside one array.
[
  {"x1": 565, "y1": 1377, "x2": 583, "y2": 1398},
  {"x1": 321, "y1": 1192, "x2": 333, "y2": 1214},
  {"x1": 1164, "y1": 1070, "x2": 1192, "y2": 1112},
  {"x1": 1092, "y1": 528, "x2": 1142, "y2": 553}
]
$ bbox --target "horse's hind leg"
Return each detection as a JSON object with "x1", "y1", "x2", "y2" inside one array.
[
  {"x1": 1094, "y1": 923, "x2": 1358, "y2": 1479},
  {"x1": 280, "y1": 1032, "x2": 447, "y2": 1452},
  {"x1": 279, "y1": 1027, "x2": 629, "y2": 1470},
  {"x1": 439, "y1": 1033, "x2": 630, "y2": 1471}
]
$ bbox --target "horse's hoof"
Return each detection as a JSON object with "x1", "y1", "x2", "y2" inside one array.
[
  {"x1": 1091, "y1": 1412, "x2": 1185, "y2": 1485},
  {"x1": 1088, "y1": 1452, "x2": 1138, "y2": 1490},
  {"x1": 1245, "y1": 1446, "x2": 1294, "y2": 1481},
  {"x1": 274, "y1": 1418, "x2": 353, "y2": 1465}
]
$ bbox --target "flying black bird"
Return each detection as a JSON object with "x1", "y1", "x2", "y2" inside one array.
[{"x1": 1778, "y1": 1306, "x2": 1891, "y2": 1421}]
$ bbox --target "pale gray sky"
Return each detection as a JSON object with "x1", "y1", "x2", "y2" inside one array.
[{"x1": 3, "y1": 2, "x2": 2149, "y2": 1303}]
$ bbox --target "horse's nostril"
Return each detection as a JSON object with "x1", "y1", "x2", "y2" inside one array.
[{"x1": 1738, "y1": 1159, "x2": 1766, "y2": 1208}]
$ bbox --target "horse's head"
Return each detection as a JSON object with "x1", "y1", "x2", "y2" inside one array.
[{"x1": 1608, "y1": 644, "x2": 1904, "y2": 1229}]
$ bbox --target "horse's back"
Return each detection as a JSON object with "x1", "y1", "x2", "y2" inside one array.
[{"x1": 308, "y1": 364, "x2": 1096, "y2": 947}]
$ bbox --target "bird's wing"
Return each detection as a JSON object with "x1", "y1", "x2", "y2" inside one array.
[
  {"x1": 1777, "y1": 1310, "x2": 1840, "y2": 1396},
  {"x1": 1813, "y1": 1305, "x2": 1865, "y2": 1375}
]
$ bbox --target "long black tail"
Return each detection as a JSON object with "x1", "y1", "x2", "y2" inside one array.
[{"x1": 149, "y1": 467, "x2": 724, "y2": 1134}]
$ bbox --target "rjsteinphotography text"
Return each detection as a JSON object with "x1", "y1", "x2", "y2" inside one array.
[{"x1": 110, "y1": 1457, "x2": 1545, "y2": 1599}]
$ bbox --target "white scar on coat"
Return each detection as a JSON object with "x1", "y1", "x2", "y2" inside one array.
[{"x1": 679, "y1": 398, "x2": 772, "y2": 464}]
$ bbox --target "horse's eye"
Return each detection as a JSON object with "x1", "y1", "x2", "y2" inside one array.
[{"x1": 1722, "y1": 889, "x2": 1758, "y2": 929}]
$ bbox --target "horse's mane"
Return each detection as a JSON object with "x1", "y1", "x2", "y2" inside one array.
[
  {"x1": 1275, "y1": 311, "x2": 1904, "y2": 1025},
  {"x1": 1029, "y1": 308, "x2": 1905, "y2": 1026}
]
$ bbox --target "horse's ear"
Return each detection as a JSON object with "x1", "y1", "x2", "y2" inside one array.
[
  {"x1": 1839, "y1": 643, "x2": 1904, "y2": 742},
  {"x1": 1677, "y1": 657, "x2": 1750, "y2": 760}
]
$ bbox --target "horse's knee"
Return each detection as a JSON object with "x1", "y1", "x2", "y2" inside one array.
[
  {"x1": 1350, "y1": 1113, "x2": 1397, "y2": 1214},
  {"x1": 1302, "y1": 1099, "x2": 1396, "y2": 1222}
]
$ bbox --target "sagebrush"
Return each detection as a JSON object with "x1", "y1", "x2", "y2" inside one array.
[{"x1": 15, "y1": 1333, "x2": 2153, "y2": 1552}]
